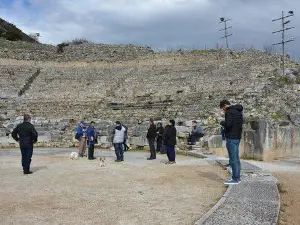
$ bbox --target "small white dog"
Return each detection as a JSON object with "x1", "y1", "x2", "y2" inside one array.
[
  {"x1": 69, "y1": 152, "x2": 79, "y2": 160},
  {"x1": 99, "y1": 157, "x2": 107, "y2": 167}
]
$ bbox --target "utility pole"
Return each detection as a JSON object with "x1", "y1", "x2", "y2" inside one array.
[
  {"x1": 219, "y1": 17, "x2": 233, "y2": 65},
  {"x1": 272, "y1": 11, "x2": 295, "y2": 76}
]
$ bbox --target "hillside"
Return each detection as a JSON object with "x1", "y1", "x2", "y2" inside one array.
[
  {"x1": 0, "y1": 41, "x2": 299, "y2": 125},
  {"x1": 0, "y1": 18, "x2": 36, "y2": 42}
]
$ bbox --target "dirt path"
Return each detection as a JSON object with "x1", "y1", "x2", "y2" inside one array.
[
  {"x1": 0, "y1": 149, "x2": 227, "y2": 225},
  {"x1": 274, "y1": 172, "x2": 300, "y2": 225}
]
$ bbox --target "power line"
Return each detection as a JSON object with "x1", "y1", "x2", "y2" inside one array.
[{"x1": 272, "y1": 11, "x2": 295, "y2": 76}]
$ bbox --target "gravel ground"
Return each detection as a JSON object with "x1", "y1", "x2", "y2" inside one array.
[{"x1": 0, "y1": 149, "x2": 227, "y2": 225}]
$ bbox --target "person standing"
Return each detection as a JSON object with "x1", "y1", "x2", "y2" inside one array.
[
  {"x1": 122, "y1": 123, "x2": 129, "y2": 152},
  {"x1": 220, "y1": 100, "x2": 243, "y2": 185},
  {"x1": 146, "y1": 118, "x2": 157, "y2": 160},
  {"x1": 156, "y1": 123, "x2": 164, "y2": 153},
  {"x1": 12, "y1": 114, "x2": 38, "y2": 175},
  {"x1": 188, "y1": 121, "x2": 204, "y2": 145},
  {"x1": 112, "y1": 121, "x2": 126, "y2": 162},
  {"x1": 86, "y1": 121, "x2": 97, "y2": 160},
  {"x1": 164, "y1": 120, "x2": 177, "y2": 164},
  {"x1": 76, "y1": 121, "x2": 87, "y2": 157}
]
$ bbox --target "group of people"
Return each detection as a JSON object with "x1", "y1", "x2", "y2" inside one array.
[
  {"x1": 11, "y1": 100, "x2": 243, "y2": 186},
  {"x1": 146, "y1": 119, "x2": 177, "y2": 164},
  {"x1": 75, "y1": 120, "x2": 129, "y2": 162},
  {"x1": 75, "y1": 121, "x2": 99, "y2": 160}
]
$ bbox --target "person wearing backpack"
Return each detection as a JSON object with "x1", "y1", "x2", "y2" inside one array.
[{"x1": 76, "y1": 121, "x2": 87, "y2": 157}]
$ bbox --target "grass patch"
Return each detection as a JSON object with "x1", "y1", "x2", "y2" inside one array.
[{"x1": 271, "y1": 112, "x2": 283, "y2": 120}]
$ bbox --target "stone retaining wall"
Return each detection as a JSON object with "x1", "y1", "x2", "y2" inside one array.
[{"x1": 242, "y1": 120, "x2": 300, "y2": 161}]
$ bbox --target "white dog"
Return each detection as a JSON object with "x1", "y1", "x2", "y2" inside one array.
[
  {"x1": 99, "y1": 157, "x2": 107, "y2": 167},
  {"x1": 69, "y1": 152, "x2": 79, "y2": 160}
]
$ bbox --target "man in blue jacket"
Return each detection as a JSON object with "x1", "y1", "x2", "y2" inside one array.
[
  {"x1": 220, "y1": 100, "x2": 243, "y2": 185},
  {"x1": 86, "y1": 121, "x2": 97, "y2": 160}
]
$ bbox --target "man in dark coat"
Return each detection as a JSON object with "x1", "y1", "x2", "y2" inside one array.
[
  {"x1": 146, "y1": 118, "x2": 157, "y2": 160},
  {"x1": 220, "y1": 100, "x2": 243, "y2": 185},
  {"x1": 156, "y1": 123, "x2": 164, "y2": 153},
  {"x1": 86, "y1": 121, "x2": 97, "y2": 160},
  {"x1": 12, "y1": 114, "x2": 38, "y2": 175},
  {"x1": 163, "y1": 119, "x2": 177, "y2": 164}
]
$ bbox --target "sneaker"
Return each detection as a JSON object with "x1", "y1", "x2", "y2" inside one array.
[
  {"x1": 147, "y1": 158, "x2": 155, "y2": 160},
  {"x1": 115, "y1": 160, "x2": 122, "y2": 162},
  {"x1": 224, "y1": 179, "x2": 239, "y2": 185},
  {"x1": 23, "y1": 171, "x2": 33, "y2": 175},
  {"x1": 165, "y1": 161, "x2": 176, "y2": 164}
]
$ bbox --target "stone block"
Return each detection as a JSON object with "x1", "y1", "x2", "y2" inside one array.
[
  {"x1": 129, "y1": 136, "x2": 148, "y2": 146},
  {"x1": 204, "y1": 135, "x2": 223, "y2": 148}
]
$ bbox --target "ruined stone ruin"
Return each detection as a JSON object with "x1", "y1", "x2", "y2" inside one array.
[{"x1": 1, "y1": 38, "x2": 300, "y2": 160}]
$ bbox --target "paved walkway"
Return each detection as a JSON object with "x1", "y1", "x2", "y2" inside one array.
[{"x1": 177, "y1": 150, "x2": 280, "y2": 225}]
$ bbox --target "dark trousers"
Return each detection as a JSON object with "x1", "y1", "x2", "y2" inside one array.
[
  {"x1": 20, "y1": 145, "x2": 33, "y2": 172},
  {"x1": 188, "y1": 133, "x2": 204, "y2": 144},
  {"x1": 123, "y1": 139, "x2": 129, "y2": 152},
  {"x1": 114, "y1": 143, "x2": 124, "y2": 160},
  {"x1": 226, "y1": 139, "x2": 241, "y2": 181},
  {"x1": 148, "y1": 138, "x2": 156, "y2": 159},
  {"x1": 88, "y1": 145, "x2": 95, "y2": 159},
  {"x1": 156, "y1": 136, "x2": 163, "y2": 152},
  {"x1": 166, "y1": 145, "x2": 175, "y2": 162}
]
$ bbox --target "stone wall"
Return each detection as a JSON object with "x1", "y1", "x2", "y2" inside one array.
[
  {"x1": 0, "y1": 117, "x2": 202, "y2": 149},
  {"x1": 242, "y1": 120, "x2": 300, "y2": 161},
  {"x1": 1, "y1": 42, "x2": 300, "y2": 156}
]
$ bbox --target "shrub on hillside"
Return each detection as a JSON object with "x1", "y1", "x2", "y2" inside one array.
[
  {"x1": 0, "y1": 30, "x2": 23, "y2": 41},
  {"x1": 57, "y1": 42, "x2": 69, "y2": 53},
  {"x1": 69, "y1": 38, "x2": 90, "y2": 45}
]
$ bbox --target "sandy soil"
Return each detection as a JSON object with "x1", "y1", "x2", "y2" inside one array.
[
  {"x1": 274, "y1": 172, "x2": 300, "y2": 225},
  {"x1": 0, "y1": 150, "x2": 227, "y2": 225}
]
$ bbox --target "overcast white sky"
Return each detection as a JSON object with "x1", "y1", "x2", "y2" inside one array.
[{"x1": 0, "y1": 0, "x2": 299, "y2": 59}]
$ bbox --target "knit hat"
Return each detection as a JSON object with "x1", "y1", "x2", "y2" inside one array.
[{"x1": 169, "y1": 119, "x2": 175, "y2": 126}]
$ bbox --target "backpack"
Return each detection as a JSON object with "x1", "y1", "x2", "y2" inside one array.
[{"x1": 75, "y1": 133, "x2": 81, "y2": 140}]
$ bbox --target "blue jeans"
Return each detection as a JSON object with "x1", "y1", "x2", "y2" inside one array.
[
  {"x1": 166, "y1": 145, "x2": 176, "y2": 162},
  {"x1": 114, "y1": 143, "x2": 124, "y2": 160},
  {"x1": 20, "y1": 145, "x2": 33, "y2": 172},
  {"x1": 226, "y1": 139, "x2": 241, "y2": 180}
]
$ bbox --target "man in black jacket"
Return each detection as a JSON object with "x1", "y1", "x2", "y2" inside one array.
[
  {"x1": 146, "y1": 118, "x2": 157, "y2": 160},
  {"x1": 220, "y1": 100, "x2": 243, "y2": 185},
  {"x1": 12, "y1": 114, "x2": 38, "y2": 175},
  {"x1": 164, "y1": 119, "x2": 177, "y2": 164}
]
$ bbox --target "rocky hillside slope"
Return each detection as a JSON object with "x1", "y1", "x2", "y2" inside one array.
[
  {"x1": 0, "y1": 41, "x2": 299, "y2": 127},
  {"x1": 0, "y1": 18, "x2": 36, "y2": 42}
]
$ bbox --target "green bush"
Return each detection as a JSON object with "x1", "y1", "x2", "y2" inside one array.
[{"x1": 0, "y1": 30, "x2": 23, "y2": 41}]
